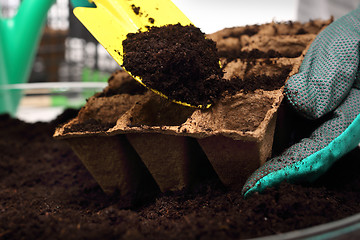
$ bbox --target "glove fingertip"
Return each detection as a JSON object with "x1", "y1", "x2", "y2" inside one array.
[{"x1": 242, "y1": 177, "x2": 262, "y2": 198}]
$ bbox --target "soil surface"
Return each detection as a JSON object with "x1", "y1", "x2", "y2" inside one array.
[
  {"x1": 122, "y1": 24, "x2": 226, "y2": 107},
  {"x1": 227, "y1": 60, "x2": 293, "y2": 94},
  {"x1": 1, "y1": 110, "x2": 360, "y2": 240}
]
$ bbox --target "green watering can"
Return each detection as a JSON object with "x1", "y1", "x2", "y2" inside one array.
[{"x1": 0, "y1": 0, "x2": 56, "y2": 116}]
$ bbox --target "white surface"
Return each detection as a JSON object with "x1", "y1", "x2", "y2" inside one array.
[
  {"x1": 16, "y1": 106, "x2": 65, "y2": 123},
  {"x1": 3, "y1": 82, "x2": 107, "y2": 90},
  {"x1": 297, "y1": 0, "x2": 360, "y2": 22},
  {"x1": 172, "y1": 0, "x2": 299, "y2": 33},
  {"x1": 8, "y1": 82, "x2": 106, "y2": 123}
]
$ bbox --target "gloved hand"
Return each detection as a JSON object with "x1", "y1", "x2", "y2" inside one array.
[{"x1": 242, "y1": 6, "x2": 360, "y2": 197}]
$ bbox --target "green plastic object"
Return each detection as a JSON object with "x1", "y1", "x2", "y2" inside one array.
[{"x1": 0, "y1": 0, "x2": 56, "y2": 116}]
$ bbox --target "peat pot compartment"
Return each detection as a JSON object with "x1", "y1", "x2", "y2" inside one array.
[
  {"x1": 197, "y1": 136, "x2": 261, "y2": 190},
  {"x1": 128, "y1": 95, "x2": 196, "y2": 127},
  {"x1": 223, "y1": 95, "x2": 274, "y2": 132},
  {"x1": 121, "y1": 95, "x2": 219, "y2": 193},
  {"x1": 196, "y1": 105, "x2": 278, "y2": 190},
  {"x1": 188, "y1": 89, "x2": 282, "y2": 190},
  {"x1": 66, "y1": 135, "x2": 159, "y2": 202},
  {"x1": 126, "y1": 133, "x2": 218, "y2": 193}
]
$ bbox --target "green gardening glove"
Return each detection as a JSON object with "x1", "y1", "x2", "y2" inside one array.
[{"x1": 242, "y1": 6, "x2": 360, "y2": 197}]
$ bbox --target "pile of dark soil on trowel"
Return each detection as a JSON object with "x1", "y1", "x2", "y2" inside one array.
[{"x1": 122, "y1": 24, "x2": 226, "y2": 107}]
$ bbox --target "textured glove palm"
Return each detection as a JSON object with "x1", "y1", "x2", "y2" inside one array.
[{"x1": 242, "y1": 7, "x2": 360, "y2": 197}]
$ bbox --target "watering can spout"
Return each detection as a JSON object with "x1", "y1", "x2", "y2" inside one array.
[{"x1": 0, "y1": 0, "x2": 56, "y2": 116}]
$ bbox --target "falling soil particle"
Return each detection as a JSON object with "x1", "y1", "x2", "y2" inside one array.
[
  {"x1": 131, "y1": 4, "x2": 141, "y2": 15},
  {"x1": 148, "y1": 18, "x2": 155, "y2": 24}
]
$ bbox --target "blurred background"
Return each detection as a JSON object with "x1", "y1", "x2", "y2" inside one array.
[{"x1": 1, "y1": 0, "x2": 358, "y2": 122}]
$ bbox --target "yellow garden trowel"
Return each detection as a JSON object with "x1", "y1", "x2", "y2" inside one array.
[{"x1": 71, "y1": 0, "x2": 211, "y2": 108}]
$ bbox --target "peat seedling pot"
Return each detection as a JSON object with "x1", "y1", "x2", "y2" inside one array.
[{"x1": 55, "y1": 20, "x2": 331, "y2": 200}]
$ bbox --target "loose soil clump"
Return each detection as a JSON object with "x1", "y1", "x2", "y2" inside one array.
[{"x1": 122, "y1": 24, "x2": 226, "y2": 107}]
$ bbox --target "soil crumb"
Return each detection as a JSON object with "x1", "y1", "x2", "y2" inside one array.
[
  {"x1": 131, "y1": 4, "x2": 141, "y2": 15},
  {"x1": 122, "y1": 24, "x2": 226, "y2": 107}
]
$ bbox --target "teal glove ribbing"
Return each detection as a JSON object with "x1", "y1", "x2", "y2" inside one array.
[{"x1": 242, "y1": 7, "x2": 360, "y2": 197}]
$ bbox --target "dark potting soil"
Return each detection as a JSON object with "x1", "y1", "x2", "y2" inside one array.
[
  {"x1": 122, "y1": 24, "x2": 226, "y2": 107},
  {"x1": 229, "y1": 63, "x2": 293, "y2": 94},
  {"x1": 63, "y1": 118, "x2": 116, "y2": 134},
  {"x1": 221, "y1": 20, "x2": 325, "y2": 40},
  {"x1": 1, "y1": 110, "x2": 360, "y2": 239}
]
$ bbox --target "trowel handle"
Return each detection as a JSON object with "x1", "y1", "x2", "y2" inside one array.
[{"x1": 70, "y1": 0, "x2": 96, "y2": 8}]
